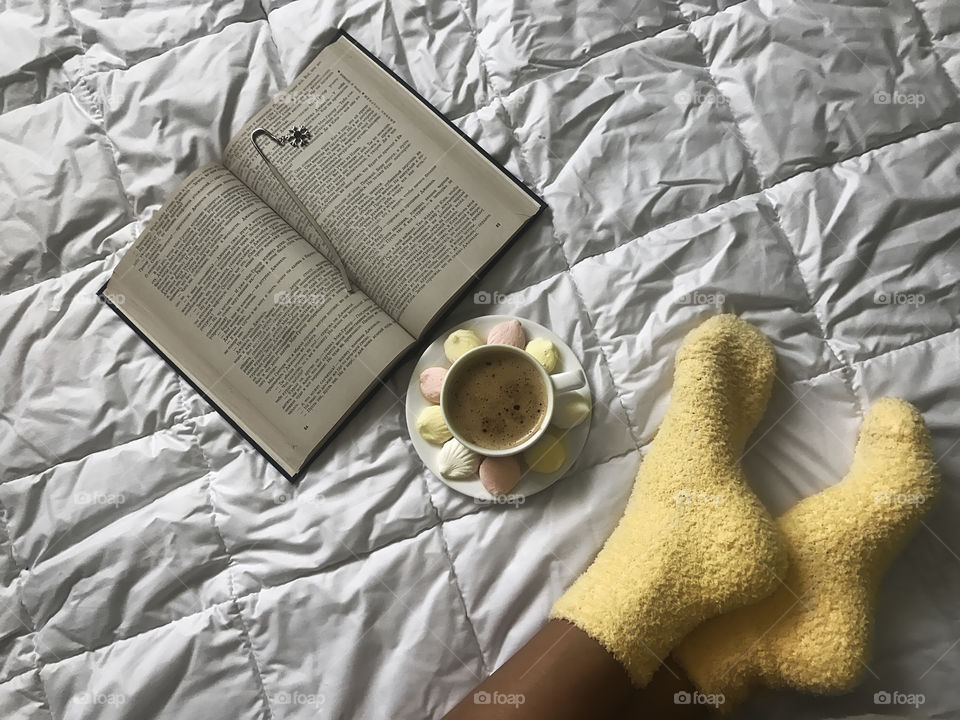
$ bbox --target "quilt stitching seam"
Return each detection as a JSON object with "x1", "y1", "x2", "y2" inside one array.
[
  {"x1": 452, "y1": 1, "x2": 647, "y2": 454},
  {"x1": 53, "y1": 0, "x2": 88, "y2": 86},
  {"x1": 418, "y1": 466, "x2": 490, "y2": 677},
  {"x1": 849, "y1": 325, "x2": 960, "y2": 368},
  {"x1": 257, "y1": 6, "x2": 290, "y2": 88},
  {"x1": 931, "y1": 45, "x2": 960, "y2": 96},
  {"x1": 761, "y1": 196, "x2": 866, "y2": 415},
  {"x1": 4, "y1": 24, "x2": 948, "y2": 483},
  {"x1": 678, "y1": 15, "x2": 866, "y2": 418},
  {"x1": 16, "y1": 309, "x2": 933, "y2": 495},
  {"x1": 0, "y1": 78, "x2": 143, "y2": 300},
  {"x1": 1, "y1": 406, "x2": 217, "y2": 488},
  {"x1": 8, "y1": 22, "x2": 955, "y2": 303},
  {"x1": 70, "y1": 77, "x2": 139, "y2": 232},
  {"x1": 54, "y1": 0, "x2": 86, "y2": 53},
  {"x1": 0, "y1": 497, "x2": 57, "y2": 720},
  {"x1": 554, "y1": 115, "x2": 959, "y2": 269},
  {"x1": 677, "y1": 14, "x2": 765, "y2": 185},
  {"x1": 5, "y1": 5, "x2": 955, "y2": 701},
  {"x1": 175, "y1": 381, "x2": 278, "y2": 720},
  {"x1": 230, "y1": 595, "x2": 276, "y2": 720},
  {"x1": 10, "y1": 515, "x2": 450, "y2": 676},
  {"x1": 561, "y1": 273, "x2": 645, "y2": 450},
  {"x1": 440, "y1": 0, "x2": 752, "y2": 121},
  {"x1": 0, "y1": 234, "x2": 125, "y2": 302},
  {"x1": 45, "y1": 7, "x2": 695, "y2": 126},
  {"x1": 0, "y1": 430, "x2": 645, "y2": 673},
  {"x1": 14, "y1": 304, "x2": 945, "y2": 677},
  {"x1": 905, "y1": 0, "x2": 960, "y2": 96},
  {"x1": 5, "y1": 101, "x2": 957, "y2": 306},
  {"x1": 501, "y1": 145, "x2": 646, "y2": 447},
  {"x1": 52, "y1": 15, "x2": 272, "y2": 95},
  {"x1": 0, "y1": 425, "x2": 803, "y2": 682},
  {"x1": 433, "y1": 0, "x2": 547, "y2": 679}
]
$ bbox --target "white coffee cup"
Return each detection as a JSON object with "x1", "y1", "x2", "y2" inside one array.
[{"x1": 440, "y1": 344, "x2": 586, "y2": 457}]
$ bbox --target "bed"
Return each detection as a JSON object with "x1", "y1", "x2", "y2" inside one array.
[{"x1": 2, "y1": 0, "x2": 959, "y2": 717}]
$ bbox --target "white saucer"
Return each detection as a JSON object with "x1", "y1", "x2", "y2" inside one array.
[{"x1": 405, "y1": 315, "x2": 592, "y2": 501}]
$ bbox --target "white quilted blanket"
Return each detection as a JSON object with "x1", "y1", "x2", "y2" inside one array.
[{"x1": 3, "y1": 1, "x2": 960, "y2": 718}]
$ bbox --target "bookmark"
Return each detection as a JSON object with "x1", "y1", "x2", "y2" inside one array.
[{"x1": 251, "y1": 126, "x2": 353, "y2": 292}]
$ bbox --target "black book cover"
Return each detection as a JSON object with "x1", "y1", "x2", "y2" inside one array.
[{"x1": 99, "y1": 29, "x2": 546, "y2": 482}]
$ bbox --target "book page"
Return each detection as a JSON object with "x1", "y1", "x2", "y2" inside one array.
[
  {"x1": 104, "y1": 164, "x2": 414, "y2": 475},
  {"x1": 224, "y1": 34, "x2": 542, "y2": 337}
]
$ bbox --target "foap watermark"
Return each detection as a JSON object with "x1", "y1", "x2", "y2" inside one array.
[
  {"x1": 74, "y1": 691, "x2": 127, "y2": 706},
  {"x1": 274, "y1": 291, "x2": 327, "y2": 307},
  {"x1": 103, "y1": 84, "x2": 134, "y2": 112},
  {"x1": 271, "y1": 690, "x2": 326, "y2": 708},
  {"x1": 272, "y1": 488, "x2": 325, "y2": 505},
  {"x1": 474, "y1": 690, "x2": 525, "y2": 708},
  {"x1": 475, "y1": 494, "x2": 525, "y2": 508},
  {"x1": 673, "y1": 88, "x2": 730, "y2": 107},
  {"x1": 473, "y1": 290, "x2": 508, "y2": 305},
  {"x1": 873, "y1": 289, "x2": 925, "y2": 306},
  {"x1": 674, "y1": 490, "x2": 726, "y2": 507},
  {"x1": 874, "y1": 491, "x2": 926, "y2": 507},
  {"x1": 874, "y1": 690, "x2": 925, "y2": 708},
  {"x1": 677, "y1": 291, "x2": 725, "y2": 307},
  {"x1": 874, "y1": 90, "x2": 926, "y2": 107},
  {"x1": 74, "y1": 491, "x2": 126, "y2": 507},
  {"x1": 48, "y1": 292, "x2": 123, "y2": 312},
  {"x1": 274, "y1": 91, "x2": 331, "y2": 110},
  {"x1": 134, "y1": 543, "x2": 182, "y2": 570},
  {"x1": 674, "y1": 690, "x2": 725, "y2": 708}
]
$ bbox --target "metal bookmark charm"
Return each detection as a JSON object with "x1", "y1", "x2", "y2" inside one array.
[{"x1": 251, "y1": 126, "x2": 353, "y2": 293}]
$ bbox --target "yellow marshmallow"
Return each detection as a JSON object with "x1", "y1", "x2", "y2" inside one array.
[
  {"x1": 524, "y1": 430, "x2": 567, "y2": 473},
  {"x1": 525, "y1": 337, "x2": 559, "y2": 373},
  {"x1": 416, "y1": 405, "x2": 452, "y2": 445},
  {"x1": 444, "y1": 329, "x2": 483, "y2": 363}
]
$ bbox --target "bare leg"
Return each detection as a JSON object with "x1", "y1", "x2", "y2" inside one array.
[{"x1": 441, "y1": 620, "x2": 708, "y2": 720}]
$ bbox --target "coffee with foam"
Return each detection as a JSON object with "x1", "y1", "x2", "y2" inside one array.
[{"x1": 446, "y1": 350, "x2": 548, "y2": 451}]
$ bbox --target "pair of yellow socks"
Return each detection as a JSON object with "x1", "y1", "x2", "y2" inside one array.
[{"x1": 551, "y1": 315, "x2": 939, "y2": 708}]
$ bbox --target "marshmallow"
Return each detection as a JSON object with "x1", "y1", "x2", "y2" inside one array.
[
  {"x1": 419, "y1": 366, "x2": 447, "y2": 404},
  {"x1": 525, "y1": 337, "x2": 559, "y2": 373},
  {"x1": 444, "y1": 329, "x2": 483, "y2": 363},
  {"x1": 524, "y1": 430, "x2": 567, "y2": 473},
  {"x1": 416, "y1": 406, "x2": 452, "y2": 445},
  {"x1": 486, "y1": 319, "x2": 526, "y2": 348},
  {"x1": 554, "y1": 394, "x2": 591, "y2": 429},
  {"x1": 479, "y1": 455, "x2": 523, "y2": 496},
  {"x1": 438, "y1": 438, "x2": 481, "y2": 480}
]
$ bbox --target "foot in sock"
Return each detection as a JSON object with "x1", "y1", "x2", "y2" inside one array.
[
  {"x1": 551, "y1": 314, "x2": 788, "y2": 686},
  {"x1": 674, "y1": 397, "x2": 940, "y2": 708}
]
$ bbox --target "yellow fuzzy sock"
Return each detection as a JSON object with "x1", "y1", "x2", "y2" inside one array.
[
  {"x1": 674, "y1": 397, "x2": 940, "y2": 708},
  {"x1": 551, "y1": 315, "x2": 788, "y2": 686}
]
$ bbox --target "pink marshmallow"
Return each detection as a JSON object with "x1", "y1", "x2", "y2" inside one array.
[
  {"x1": 479, "y1": 455, "x2": 523, "y2": 496},
  {"x1": 419, "y1": 366, "x2": 447, "y2": 404},
  {"x1": 486, "y1": 319, "x2": 526, "y2": 348}
]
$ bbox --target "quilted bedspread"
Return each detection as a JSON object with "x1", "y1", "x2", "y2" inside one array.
[{"x1": 3, "y1": 0, "x2": 960, "y2": 718}]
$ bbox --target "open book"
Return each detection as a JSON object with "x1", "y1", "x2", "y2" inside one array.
[{"x1": 100, "y1": 31, "x2": 544, "y2": 479}]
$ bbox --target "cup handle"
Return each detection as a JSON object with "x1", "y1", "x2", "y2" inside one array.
[{"x1": 550, "y1": 369, "x2": 586, "y2": 394}]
